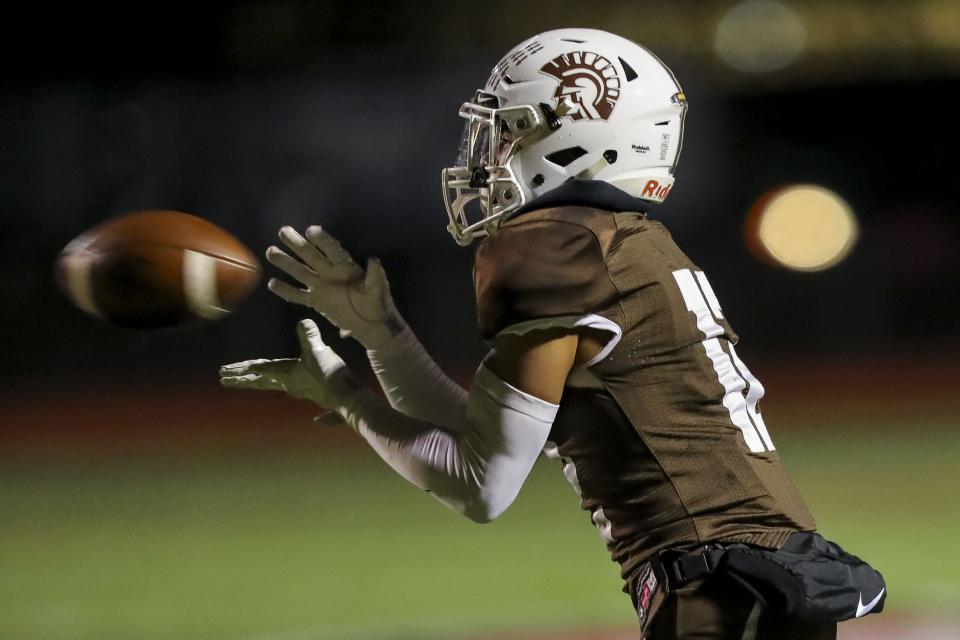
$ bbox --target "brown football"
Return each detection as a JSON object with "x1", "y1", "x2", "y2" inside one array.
[{"x1": 56, "y1": 210, "x2": 261, "y2": 329}]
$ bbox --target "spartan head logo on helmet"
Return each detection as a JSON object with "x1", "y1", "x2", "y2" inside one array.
[{"x1": 540, "y1": 51, "x2": 621, "y2": 121}]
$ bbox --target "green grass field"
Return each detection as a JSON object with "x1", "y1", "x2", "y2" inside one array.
[{"x1": 2, "y1": 419, "x2": 957, "y2": 640}]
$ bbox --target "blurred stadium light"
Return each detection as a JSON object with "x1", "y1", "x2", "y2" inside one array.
[
  {"x1": 745, "y1": 185, "x2": 859, "y2": 271},
  {"x1": 714, "y1": 1, "x2": 807, "y2": 73}
]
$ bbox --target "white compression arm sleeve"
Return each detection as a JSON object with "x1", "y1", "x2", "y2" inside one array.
[
  {"x1": 337, "y1": 363, "x2": 558, "y2": 523},
  {"x1": 366, "y1": 327, "x2": 467, "y2": 430}
]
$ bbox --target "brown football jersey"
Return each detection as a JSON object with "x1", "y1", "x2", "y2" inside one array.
[{"x1": 474, "y1": 206, "x2": 816, "y2": 586}]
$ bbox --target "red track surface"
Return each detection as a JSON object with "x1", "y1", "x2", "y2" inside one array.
[
  {"x1": 4, "y1": 352, "x2": 959, "y2": 461},
  {"x1": 474, "y1": 614, "x2": 960, "y2": 639}
]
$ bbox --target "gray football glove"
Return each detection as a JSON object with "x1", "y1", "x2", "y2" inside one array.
[
  {"x1": 265, "y1": 225, "x2": 403, "y2": 349},
  {"x1": 219, "y1": 319, "x2": 359, "y2": 411}
]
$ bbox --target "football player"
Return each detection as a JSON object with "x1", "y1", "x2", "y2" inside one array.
[{"x1": 221, "y1": 29, "x2": 884, "y2": 639}]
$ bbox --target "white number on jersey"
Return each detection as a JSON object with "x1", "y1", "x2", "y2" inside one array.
[{"x1": 671, "y1": 268, "x2": 775, "y2": 453}]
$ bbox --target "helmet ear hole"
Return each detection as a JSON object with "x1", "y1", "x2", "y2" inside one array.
[
  {"x1": 545, "y1": 146, "x2": 588, "y2": 167},
  {"x1": 603, "y1": 150, "x2": 618, "y2": 164}
]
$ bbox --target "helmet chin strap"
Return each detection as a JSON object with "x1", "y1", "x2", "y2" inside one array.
[{"x1": 575, "y1": 149, "x2": 620, "y2": 181}]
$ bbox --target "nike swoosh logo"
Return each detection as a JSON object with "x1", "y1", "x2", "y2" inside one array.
[{"x1": 856, "y1": 588, "x2": 885, "y2": 617}]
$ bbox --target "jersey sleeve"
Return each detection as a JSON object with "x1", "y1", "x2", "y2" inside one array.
[{"x1": 473, "y1": 218, "x2": 619, "y2": 340}]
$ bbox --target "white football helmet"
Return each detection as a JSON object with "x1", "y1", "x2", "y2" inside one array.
[{"x1": 442, "y1": 28, "x2": 687, "y2": 245}]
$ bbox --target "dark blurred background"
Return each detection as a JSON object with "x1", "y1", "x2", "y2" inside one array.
[
  {"x1": 1, "y1": 2, "x2": 958, "y2": 639},
  {"x1": 2, "y1": 0, "x2": 958, "y2": 386}
]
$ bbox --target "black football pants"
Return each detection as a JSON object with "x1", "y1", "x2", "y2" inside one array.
[{"x1": 646, "y1": 574, "x2": 837, "y2": 640}]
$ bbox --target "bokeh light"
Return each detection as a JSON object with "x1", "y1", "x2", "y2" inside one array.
[
  {"x1": 746, "y1": 184, "x2": 859, "y2": 272},
  {"x1": 714, "y1": 0, "x2": 807, "y2": 73}
]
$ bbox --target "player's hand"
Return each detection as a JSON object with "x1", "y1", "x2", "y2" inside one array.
[
  {"x1": 219, "y1": 319, "x2": 360, "y2": 410},
  {"x1": 265, "y1": 225, "x2": 402, "y2": 349}
]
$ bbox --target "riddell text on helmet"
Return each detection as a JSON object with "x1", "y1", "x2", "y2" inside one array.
[{"x1": 642, "y1": 179, "x2": 672, "y2": 200}]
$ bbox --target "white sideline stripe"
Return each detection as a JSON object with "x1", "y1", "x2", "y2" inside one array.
[
  {"x1": 63, "y1": 251, "x2": 101, "y2": 317},
  {"x1": 183, "y1": 250, "x2": 229, "y2": 320}
]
